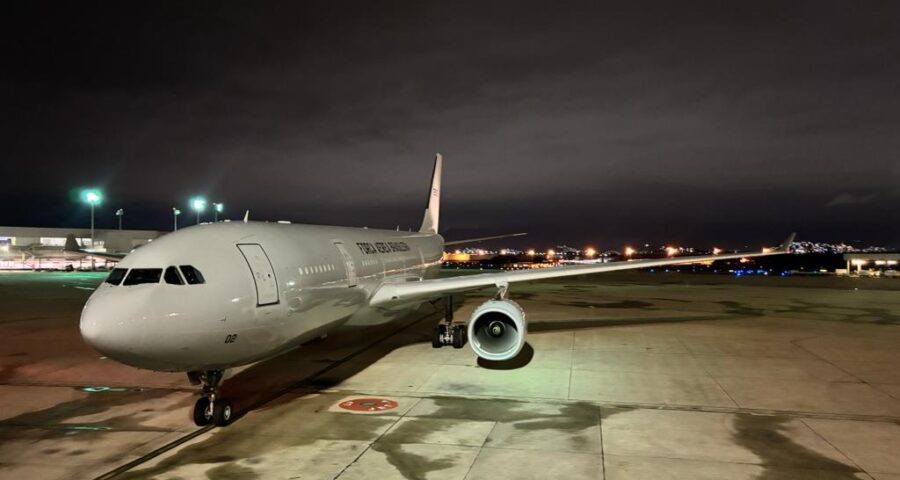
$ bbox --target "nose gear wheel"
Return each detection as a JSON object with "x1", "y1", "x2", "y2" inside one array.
[{"x1": 189, "y1": 370, "x2": 234, "y2": 427}]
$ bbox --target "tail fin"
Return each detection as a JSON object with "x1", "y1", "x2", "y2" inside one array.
[
  {"x1": 419, "y1": 153, "x2": 442, "y2": 234},
  {"x1": 64, "y1": 234, "x2": 81, "y2": 253}
]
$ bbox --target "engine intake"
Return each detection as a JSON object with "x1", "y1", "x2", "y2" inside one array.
[{"x1": 467, "y1": 299, "x2": 527, "y2": 361}]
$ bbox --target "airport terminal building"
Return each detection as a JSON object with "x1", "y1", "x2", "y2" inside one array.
[{"x1": 0, "y1": 226, "x2": 166, "y2": 269}]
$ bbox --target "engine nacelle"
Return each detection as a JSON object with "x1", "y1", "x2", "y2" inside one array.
[{"x1": 467, "y1": 299, "x2": 527, "y2": 362}]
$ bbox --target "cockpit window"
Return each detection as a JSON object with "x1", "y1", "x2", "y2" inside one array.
[
  {"x1": 164, "y1": 266, "x2": 184, "y2": 285},
  {"x1": 180, "y1": 265, "x2": 205, "y2": 285},
  {"x1": 122, "y1": 268, "x2": 162, "y2": 286},
  {"x1": 105, "y1": 268, "x2": 128, "y2": 286}
]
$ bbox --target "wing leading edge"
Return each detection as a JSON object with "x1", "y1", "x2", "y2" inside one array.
[{"x1": 369, "y1": 233, "x2": 796, "y2": 307}]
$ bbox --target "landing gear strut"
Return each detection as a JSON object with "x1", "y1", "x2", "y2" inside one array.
[
  {"x1": 188, "y1": 370, "x2": 233, "y2": 427},
  {"x1": 432, "y1": 296, "x2": 466, "y2": 349}
]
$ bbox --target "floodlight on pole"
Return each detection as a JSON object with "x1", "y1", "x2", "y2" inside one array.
[
  {"x1": 190, "y1": 197, "x2": 206, "y2": 224},
  {"x1": 115, "y1": 208, "x2": 124, "y2": 230},
  {"x1": 80, "y1": 189, "x2": 102, "y2": 249},
  {"x1": 172, "y1": 208, "x2": 181, "y2": 231},
  {"x1": 213, "y1": 202, "x2": 224, "y2": 222}
]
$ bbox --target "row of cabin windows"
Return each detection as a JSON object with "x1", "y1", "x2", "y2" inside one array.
[
  {"x1": 105, "y1": 265, "x2": 206, "y2": 286},
  {"x1": 299, "y1": 264, "x2": 335, "y2": 275}
]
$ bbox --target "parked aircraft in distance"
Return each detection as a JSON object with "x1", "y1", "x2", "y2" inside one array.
[{"x1": 80, "y1": 154, "x2": 794, "y2": 426}]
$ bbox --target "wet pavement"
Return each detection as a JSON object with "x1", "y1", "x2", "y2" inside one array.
[{"x1": 1, "y1": 270, "x2": 899, "y2": 479}]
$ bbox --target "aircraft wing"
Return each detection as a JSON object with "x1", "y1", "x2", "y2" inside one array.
[
  {"x1": 444, "y1": 232, "x2": 527, "y2": 246},
  {"x1": 369, "y1": 233, "x2": 795, "y2": 307}
]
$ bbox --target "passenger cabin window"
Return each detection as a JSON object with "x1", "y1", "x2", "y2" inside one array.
[
  {"x1": 164, "y1": 266, "x2": 184, "y2": 285},
  {"x1": 180, "y1": 265, "x2": 206, "y2": 284},
  {"x1": 123, "y1": 268, "x2": 162, "y2": 286},
  {"x1": 105, "y1": 268, "x2": 128, "y2": 286}
]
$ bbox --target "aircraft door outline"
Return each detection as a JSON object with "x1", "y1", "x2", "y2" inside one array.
[
  {"x1": 332, "y1": 240, "x2": 357, "y2": 287},
  {"x1": 236, "y1": 243, "x2": 279, "y2": 306}
]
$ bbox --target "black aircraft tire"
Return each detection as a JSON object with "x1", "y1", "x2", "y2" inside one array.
[
  {"x1": 432, "y1": 325, "x2": 444, "y2": 348},
  {"x1": 213, "y1": 400, "x2": 233, "y2": 427},
  {"x1": 452, "y1": 327, "x2": 465, "y2": 349},
  {"x1": 192, "y1": 397, "x2": 211, "y2": 426}
]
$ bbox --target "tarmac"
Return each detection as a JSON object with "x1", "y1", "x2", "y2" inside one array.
[{"x1": 1, "y1": 270, "x2": 899, "y2": 479}]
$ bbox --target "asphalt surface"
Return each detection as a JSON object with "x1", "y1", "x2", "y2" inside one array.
[{"x1": 1, "y1": 270, "x2": 899, "y2": 479}]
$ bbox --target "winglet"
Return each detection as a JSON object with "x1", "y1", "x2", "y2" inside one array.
[
  {"x1": 777, "y1": 232, "x2": 797, "y2": 253},
  {"x1": 418, "y1": 153, "x2": 442, "y2": 234}
]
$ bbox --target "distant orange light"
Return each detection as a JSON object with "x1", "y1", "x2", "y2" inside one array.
[
  {"x1": 454, "y1": 249, "x2": 461, "y2": 255},
  {"x1": 500, "y1": 249, "x2": 508, "y2": 255},
  {"x1": 666, "y1": 246, "x2": 679, "y2": 257},
  {"x1": 762, "y1": 247, "x2": 772, "y2": 254},
  {"x1": 624, "y1": 246, "x2": 635, "y2": 257},
  {"x1": 585, "y1": 247, "x2": 596, "y2": 257},
  {"x1": 712, "y1": 247, "x2": 722, "y2": 255},
  {"x1": 547, "y1": 249, "x2": 555, "y2": 257},
  {"x1": 739, "y1": 257, "x2": 749, "y2": 263},
  {"x1": 527, "y1": 249, "x2": 535, "y2": 256}
]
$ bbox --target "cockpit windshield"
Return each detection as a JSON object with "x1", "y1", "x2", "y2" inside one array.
[
  {"x1": 164, "y1": 266, "x2": 184, "y2": 285},
  {"x1": 105, "y1": 268, "x2": 128, "y2": 285},
  {"x1": 122, "y1": 268, "x2": 163, "y2": 286},
  {"x1": 180, "y1": 265, "x2": 205, "y2": 284}
]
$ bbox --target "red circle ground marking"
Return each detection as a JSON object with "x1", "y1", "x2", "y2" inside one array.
[{"x1": 338, "y1": 398, "x2": 399, "y2": 412}]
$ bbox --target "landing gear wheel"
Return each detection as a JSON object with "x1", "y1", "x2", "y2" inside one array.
[
  {"x1": 213, "y1": 400, "x2": 233, "y2": 426},
  {"x1": 193, "y1": 397, "x2": 212, "y2": 426},
  {"x1": 432, "y1": 324, "x2": 446, "y2": 348},
  {"x1": 452, "y1": 328, "x2": 466, "y2": 349}
]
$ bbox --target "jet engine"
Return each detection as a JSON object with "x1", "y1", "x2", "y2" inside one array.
[{"x1": 467, "y1": 299, "x2": 527, "y2": 361}]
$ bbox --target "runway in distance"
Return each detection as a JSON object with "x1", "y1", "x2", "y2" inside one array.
[{"x1": 79, "y1": 154, "x2": 795, "y2": 426}]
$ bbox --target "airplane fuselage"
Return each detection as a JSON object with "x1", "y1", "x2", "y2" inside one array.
[{"x1": 80, "y1": 221, "x2": 444, "y2": 372}]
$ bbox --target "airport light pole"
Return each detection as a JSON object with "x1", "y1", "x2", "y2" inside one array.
[
  {"x1": 191, "y1": 197, "x2": 206, "y2": 224},
  {"x1": 213, "y1": 202, "x2": 223, "y2": 222},
  {"x1": 173, "y1": 208, "x2": 181, "y2": 231},
  {"x1": 115, "y1": 208, "x2": 124, "y2": 230},
  {"x1": 81, "y1": 189, "x2": 102, "y2": 249},
  {"x1": 81, "y1": 189, "x2": 102, "y2": 271}
]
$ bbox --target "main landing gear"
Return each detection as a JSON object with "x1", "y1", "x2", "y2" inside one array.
[
  {"x1": 432, "y1": 296, "x2": 467, "y2": 349},
  {"x1": 188, "y1": 370, "x2": 233, "y2": 427}
]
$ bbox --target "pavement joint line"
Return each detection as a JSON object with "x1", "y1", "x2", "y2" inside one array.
[
  {"x1": 597, "y1": 408, "x2": 607, "y2": 479},
  {"x1": 91, "y1": 307, "x2": 441, "y2": 480},
  {"x1": 798, "y1": 417, "x2": 871, "y2": 476},
  {"x1": 317, "y1": 388, "x2": 900, "y2": 423},
  {"x1": 678, "y1": 335, "x2": 743, "y2": 409},
  {"x1": 602, "y1": 451, "x2": 871, "y2": 472}
]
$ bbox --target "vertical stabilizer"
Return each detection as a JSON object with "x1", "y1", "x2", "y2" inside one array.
[{"x1": 419, "y1": 153, "x2": 442, "y2": 234}]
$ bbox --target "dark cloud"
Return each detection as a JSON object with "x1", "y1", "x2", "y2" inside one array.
[{"x1": 1, "y1": 1, "x2": 898, "y2": 248}]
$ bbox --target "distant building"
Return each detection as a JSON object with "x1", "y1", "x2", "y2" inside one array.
[{"x1": 0, "y1": 226, "x2": 166, "y2": 270}]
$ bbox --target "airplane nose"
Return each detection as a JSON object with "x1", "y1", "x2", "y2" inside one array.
[{"x1": 80, "y1": 293, "x2": 141, "y2": 358}]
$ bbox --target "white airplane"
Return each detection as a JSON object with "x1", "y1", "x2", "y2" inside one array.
[{"x1": 79, "y1": 154, "x2": 794, "y2": 426}]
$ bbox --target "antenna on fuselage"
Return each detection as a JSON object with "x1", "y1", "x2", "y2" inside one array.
[{"x1": 243, "y1": 210, "x2": 249, "y2": 223}]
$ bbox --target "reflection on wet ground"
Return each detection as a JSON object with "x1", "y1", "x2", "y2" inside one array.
[{"x1": 1, "y1": 271, "x2": 899, "y2": 479}]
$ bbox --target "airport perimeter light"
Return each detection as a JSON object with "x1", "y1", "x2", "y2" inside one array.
[
  {"x1": 80, "y1": 189, "x2": 102, "y2": 249},
  {"x1": 115, "y1": 208, "x2": 124, "y2": 230},
  {"x1": 173, "y1": 208, "x2": 181, "y2": 231},
  {"x1": 213, "y1": 202, "x2": 224, "y2": 222},
  {"x1": 191, "y1": 197, "x2": 206, "y2": 224}
]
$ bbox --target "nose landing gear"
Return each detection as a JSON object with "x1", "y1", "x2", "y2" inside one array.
[{"x1": 188, "y1": 370, "x2": 233, "y2": 427}]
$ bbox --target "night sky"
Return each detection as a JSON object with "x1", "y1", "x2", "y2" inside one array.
[{"x1": 2, "y1": 2, "x2": 898, "y2": 249}]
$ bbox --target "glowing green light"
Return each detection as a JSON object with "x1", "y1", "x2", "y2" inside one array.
[
  {"x1": 81, "y1": 189, "x2": 102, "y2": 205},
  {"x1": 190, "y1": 197, "x2": 206, "y2": 212}
]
